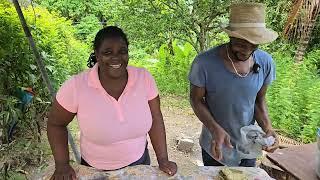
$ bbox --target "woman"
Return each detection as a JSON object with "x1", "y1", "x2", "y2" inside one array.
[{"x1": 47, "y1": 26, "x2": 177, "y2": 180}]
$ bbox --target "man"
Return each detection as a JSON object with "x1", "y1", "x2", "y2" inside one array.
[{"x1": 189, "y1": 3, "x2": 279, "y2": 167}]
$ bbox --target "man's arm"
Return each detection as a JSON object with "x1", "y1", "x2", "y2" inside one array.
[
  {"x1": 255, "y1": 84, "x2": 279, "y2": 152},
  {"x1": 190, "y1": 84, "x2": 233, "y2": 160},
  {"x1": 190, "y1": 84, "x2": 221, "y2": 134}
]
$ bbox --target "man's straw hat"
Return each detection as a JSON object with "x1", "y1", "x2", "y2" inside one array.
[{"x1": 222, "y1": 3, "x2": 278, "y2": 44}]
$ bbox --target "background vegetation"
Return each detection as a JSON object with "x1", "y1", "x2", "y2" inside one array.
[{"x1": 0, "y1": 0, "x2": 319, "y2": 177}]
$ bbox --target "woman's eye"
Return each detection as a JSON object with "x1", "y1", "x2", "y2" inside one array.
[{"x1": 104, "y1": 51, "x2": 111, "y2": 55}]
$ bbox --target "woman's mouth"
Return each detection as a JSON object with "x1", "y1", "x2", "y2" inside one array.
[{"x1": 109, "y1": 64, "x2": 122, "y2": 69}]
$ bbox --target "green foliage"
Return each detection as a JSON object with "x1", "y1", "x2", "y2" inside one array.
[
  {"x1": 0, "y1": 1, "x2": 89, "y2": 176},
  {"x1": 1, "y1": 0, "x2": 319, "y2": 161},
  {"x1": 129, "y1": 40, "x2": 196, "y2": 96},
  {"x1": 74, "y1": 14, "x2": 102, "y2": 44},
  {"x1": 0, "y1": 96, "x2": 21, "y2": 143},
  {"x1": 0, "y1": 1, "x2": 88, "y2": 93},
  {"x1": 209, "y1": 32, "x2": 229, "y2": 47},
  {"x1": 35, "y1": 0, "x2": 108, "y2": 43},
  {"x1": 267, "y1": 50, "x2": 320, "y2": 142},
  {"x1": 306, "y1": 49, "x2": 320, "y2": 74},
  {"x1": 23, "y1": 7, "x2": 88, "y2": 87},
  {"x1": 0, "y1": 0, "x2": 35, "y2": 95},
  {"x1": 36, "y1": 0, "x2": 320, "y2": 55},
  {"x1": 35, "y1": 0, "x2": 108, "y2": 23},
  {"x1": 149, "y1": 40, "x2": 196, "y2": 95},
  {"x1": 309, "y1": 16, "x2": 320, "y2": 51},
  {"x1": 132, "y1": 0, "x2": 231, "y2": 52},
  {"x1": 37, "y1": 0, "x2": 232, "y2": 53}
]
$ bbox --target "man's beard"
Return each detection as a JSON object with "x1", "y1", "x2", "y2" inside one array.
[{"x1": 230, "y1": 48, "x2": 255, "y2": 62}]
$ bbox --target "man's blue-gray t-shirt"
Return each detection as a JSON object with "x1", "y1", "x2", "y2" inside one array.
[{"x1": 188, "y1": 45, "x2": 275, "y2": 166}]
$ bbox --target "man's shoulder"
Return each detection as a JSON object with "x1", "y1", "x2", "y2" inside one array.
[
  {"x1": 194, "y1": 46, "x2": 220, "y2": 64},
  {"x1": 255, "y1": 49, "x2": 273, "y2": 62}
]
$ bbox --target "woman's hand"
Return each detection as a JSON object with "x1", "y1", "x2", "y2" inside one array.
[
  {"x1": 50, "y1": 163, "x2": 77, "y2": 180},
  {"x1": 158, "y1": 159, "x2": 177, "y2": 176}
]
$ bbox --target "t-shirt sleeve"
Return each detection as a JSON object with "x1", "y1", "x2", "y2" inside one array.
[
  {"x1": 188, "y1": 57, "x2": 206, "y2": 87},
  {"x1": 56, "y1": 76, "x2": 78, "y2": 113},
  {"x1": 144, "y1": 69, "x2": 159, "y2": 100},
  {"x1": 263, "y1": 55, "x2": 276, "y2": 86}
]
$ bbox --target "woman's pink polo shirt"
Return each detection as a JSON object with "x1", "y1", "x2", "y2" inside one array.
[{"x1": 56, "y1": 63, "x2": 158, "y2": 170}]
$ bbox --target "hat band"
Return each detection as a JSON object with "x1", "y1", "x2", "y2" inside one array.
[{"x1": 229, "y1": 23, "x2": 266, "y2": 28}]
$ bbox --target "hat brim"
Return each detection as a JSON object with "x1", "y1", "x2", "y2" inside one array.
[{"x1": 222, "y1": 26, "x2": 278, "y2": 44}]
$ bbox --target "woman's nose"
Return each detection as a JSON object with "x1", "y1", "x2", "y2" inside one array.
[{"x1": 110, "y1": 55, "x2": 120, "y2": 60}]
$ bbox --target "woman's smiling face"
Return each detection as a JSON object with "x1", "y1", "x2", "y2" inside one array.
[{"x1": 95, "y1": 37, "x2": 129, "y2": 79}]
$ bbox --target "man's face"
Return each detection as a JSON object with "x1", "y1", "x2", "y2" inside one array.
[{"x1": 229, "y1": 37, "x2": 258, "y2": 61}]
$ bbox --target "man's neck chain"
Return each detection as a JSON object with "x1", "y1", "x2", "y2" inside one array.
[{"x1": 226, "y1": 45, "x2": 251, "y2": 78}]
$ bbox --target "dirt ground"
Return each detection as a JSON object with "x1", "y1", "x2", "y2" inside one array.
[{"x1": 148, "y1": 95, "x2": 203, "y2": 174}]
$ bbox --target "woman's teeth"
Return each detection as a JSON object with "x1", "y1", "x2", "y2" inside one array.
[{"x1": 109, "y1": 64, "x2": 121, "y2": 69}]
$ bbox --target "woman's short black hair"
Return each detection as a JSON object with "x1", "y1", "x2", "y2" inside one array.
[{"x1": 87, "y1": 26, "x2": 129, "y2": 68}]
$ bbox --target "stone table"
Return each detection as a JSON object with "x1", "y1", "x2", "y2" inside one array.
[{"x1": 33, "y1": 164, "x2": 274, "y2": 180}]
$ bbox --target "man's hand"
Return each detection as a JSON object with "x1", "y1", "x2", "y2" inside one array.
[
  {"x1": 50, "y1": 163, "x2": 77, "y2": 180},
  {"x1": 211, "y1": 127, "x2": 233, "y2": 160},
  {"x1": 158, "y1": 159, "x2": 177, "y2": 176},
  {"x1": 263, "y1": 128, "x2": 279, "y2": 153}
]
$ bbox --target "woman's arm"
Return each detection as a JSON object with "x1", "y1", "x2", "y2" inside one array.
[
  {"x1": 47, "y1": 98, "x2": 76, "y2": 180},
  {"x1": 148, "y1": 96, "x2": 177, "y2": 176}
]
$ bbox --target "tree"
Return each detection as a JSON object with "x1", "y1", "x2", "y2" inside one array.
[
  {"x1": 35, "y1": 0, "x2": 106, "y2": 43},
  {"x1": 122, "y1": 0, "x2": 231, "y2": 53},
  {"x1": 154, "y1": 0, "x2": 230, "y2": 53},
  {"x1": 283, "y1": 0, "x2": 320, "y2": 62},
  {"x1": 35, "y1": 0, "x2": 108, "y2": 23},
  {"x1": 108, "y1": 0, "x2": 295, "y2": 53}
]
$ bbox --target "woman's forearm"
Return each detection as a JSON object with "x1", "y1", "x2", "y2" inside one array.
[
  {"x1": 148, "y1": 114, "x2": 169, "y2": 162},
  {"x1": 47, "y1": 122, "x2": 70, "y2": 166}
]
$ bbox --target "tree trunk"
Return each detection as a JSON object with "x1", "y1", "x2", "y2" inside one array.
[
  {"x1": 12, "y1": 0, "x2": 81, "y2": 163},
  {"x1": 294, "y1": 0, "x2": 320, "y2": 62},
  {"x1": 295, "y1": 14, "x2": 319, "y2": 62},
  {"x1": 198, "y1": 23, "x2": 207, "y2": 53}
]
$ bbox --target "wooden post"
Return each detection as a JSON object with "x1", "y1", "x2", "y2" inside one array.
[{"x1": 12, "y1": 0, "x2": 81, "y2": 164}]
